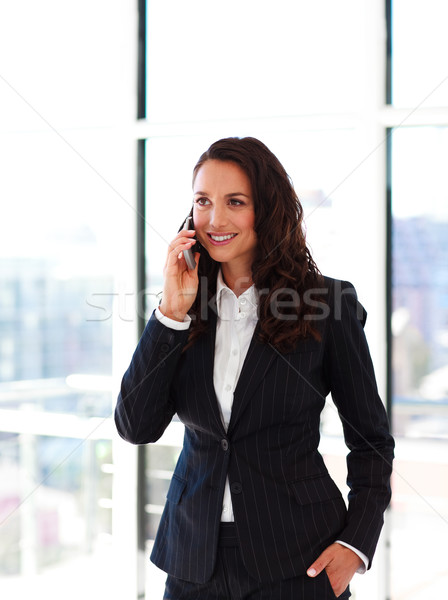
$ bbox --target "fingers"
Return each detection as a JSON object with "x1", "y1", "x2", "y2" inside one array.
[
  {"x1": 169, "y1": 228, "x2": 196, "y2": 250},
  {"x1": 166, "y1": 230, "x2": 197, "y2": 266},
  {"x1": 307, "y1": 547, "x2": 332, "y2": 577},
  {"x1": 165, "y1": 239, "x2": 197, "y2": 270},
  {"x1": 176, "y1": 240, "x2": 196, "y2": 262},
  {"x1": 307, "y1": 544, "x2": 361, "y2": 597},
  {"x1": 160, "y1": 229, "x2": 200, "y2": 321}
]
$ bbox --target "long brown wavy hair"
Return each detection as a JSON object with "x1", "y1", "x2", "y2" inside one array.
[{"x1": 185, "y1": 136, "x2": 323, "y2": 353}]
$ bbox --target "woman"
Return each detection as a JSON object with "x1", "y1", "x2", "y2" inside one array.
[{"x1": 115, "y1": 137, "x2": 394, "y2": 599}]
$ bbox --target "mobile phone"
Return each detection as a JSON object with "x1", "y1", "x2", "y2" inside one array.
[{"x1": 182, "y1": 216, "x2": 197, "y2": 270}]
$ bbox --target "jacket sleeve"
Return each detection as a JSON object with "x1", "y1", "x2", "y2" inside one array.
[
  {"x1": 114, "y1": 312, "x2": 190, "y2": 445},
  {"x1": 324, "y1": 280, "x2": 394, "y2": 566}
]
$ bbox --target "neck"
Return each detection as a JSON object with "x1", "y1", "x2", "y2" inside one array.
[{"x1": 221, "y1": 263, "x2": 253, "y2": 297}]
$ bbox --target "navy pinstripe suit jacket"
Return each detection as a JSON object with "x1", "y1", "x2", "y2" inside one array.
[{"x1": 115, "y1": 277, "x2": 394, "y2": 584}]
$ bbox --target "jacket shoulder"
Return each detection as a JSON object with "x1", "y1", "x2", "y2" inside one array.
[{"x1": 318, "y1": 275, "x2": 367, "y2": 328}]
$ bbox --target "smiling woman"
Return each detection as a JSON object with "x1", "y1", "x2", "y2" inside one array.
[
  {"x1": 185, "y1": 137, "x2": 324, "y2": 354},
  {"x1": 192, "y1": 159, "x2": 257, "y2": 294},
  {"x1": 116, "y1": 136, "x2": 394, "y2": 600}
]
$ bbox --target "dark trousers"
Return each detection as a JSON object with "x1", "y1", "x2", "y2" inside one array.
[{"x1": 163, "y1": 524, "x2": 351, "y2": 600}]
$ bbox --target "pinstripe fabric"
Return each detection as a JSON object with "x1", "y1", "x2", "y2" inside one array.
[
  {"x1": 165, "y1": 564, "x2": 349, "y2": 600},
  {"x1": 164, "y1": 552, "x2": 350, "y2": 599},
  {"x1": 115, "y1": 277, "x2": 394, "y2": 587},
  {"x1": 163, "y1": 526, "x2": 350, "y2": 599}
]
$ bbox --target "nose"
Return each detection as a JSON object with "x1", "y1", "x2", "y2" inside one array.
[{"x1": 210, "y1": 204, "x2": 228, "y2": 229}]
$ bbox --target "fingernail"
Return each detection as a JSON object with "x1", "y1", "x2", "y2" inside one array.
[{"x1": 307, "y1": 568, "x2": 317, "y2": 577}]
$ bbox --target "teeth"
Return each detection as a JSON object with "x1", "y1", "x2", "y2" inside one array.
[{"x1": 210, "y1": 233, "x2": 236, "y2": 242}]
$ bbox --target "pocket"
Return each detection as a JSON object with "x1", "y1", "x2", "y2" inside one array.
[
  {"x1": 166, "y1": 474, "x2": 187, "y2": 505},
  {"x1": 289, "y1": 474, "x2": 343, "y2": 505},
  {"x1": 322, "y1": 569, "x2": 351, "y2": 598},
  {"x1": 322, "y1": 569, "x2": 338, "y2": 598}
]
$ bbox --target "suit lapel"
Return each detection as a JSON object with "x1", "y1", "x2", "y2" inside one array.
[
  {"x1": 228, "y1": 325, "x2": 277, "y2": 434},
  {"x1": 191, "y1": 309, "x2": 279, "y2": 437},
  {"x1": 192, "y1": 311, "x2": 227, "y2": 436}
]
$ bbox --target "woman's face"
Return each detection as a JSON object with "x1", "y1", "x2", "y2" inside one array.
[{"x1": 192, "y1": 159, "x2": 257, "y2": 275}]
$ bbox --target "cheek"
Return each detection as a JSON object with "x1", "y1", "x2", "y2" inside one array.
[
  {"x1": 192, "y1": 209, "x2": 208, "y2": 241},
  {"x1": 241, "y1": 212, "x2": 256, "y2": 235}
]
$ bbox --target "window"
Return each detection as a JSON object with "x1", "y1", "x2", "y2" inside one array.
[
  {"x1": 142, "y1": 2, "x2": 388, "y2": 598},
  {"x1": 387, "y1": 3, "x2": 448, "y2": 599},
  {"x1": 390, "y1": 127, "x2": 448, "y2": 596},
  {"x1": 0, "y1": 2, "x2": 137, "y2": 598},
  {"x1": 3, "y1": 2, "x2": 447, "y2": 598},
  {"x1": 391, "y1": 0, "x2": 448, "y2": 108}
]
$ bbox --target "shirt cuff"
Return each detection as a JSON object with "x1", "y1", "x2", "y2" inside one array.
[
  {"x1": 335, "y1": 540, "x2": 368, "y2": 574},
  {"x1": 155, "y1": 307, "x2": 191, "y2": 330}
]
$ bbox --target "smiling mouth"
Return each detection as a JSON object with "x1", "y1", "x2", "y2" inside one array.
[{"x1": 208, "y1": 233, "x2": 237, "y2": 242}]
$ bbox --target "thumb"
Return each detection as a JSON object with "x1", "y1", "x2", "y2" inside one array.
[{"x1": 307, "y1": 550, "x2": 331, "y2": 578}]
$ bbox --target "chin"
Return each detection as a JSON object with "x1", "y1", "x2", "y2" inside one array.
[{"x1": 206, "y1": 248, "x2": 230, "y2": 262}]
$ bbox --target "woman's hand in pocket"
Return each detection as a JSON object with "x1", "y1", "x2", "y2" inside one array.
[{"x1": 307, "y1": 543, "x2": 363, "y2": 597}]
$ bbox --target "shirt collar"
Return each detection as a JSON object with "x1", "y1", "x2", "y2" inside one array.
[{"x1": 216, "y1": 270, "x2": 258, "y2": 320}]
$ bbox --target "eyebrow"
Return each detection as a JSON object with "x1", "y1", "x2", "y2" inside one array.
[{"x1": 193, "y1": 191, "x2": 250, "y2": 198}]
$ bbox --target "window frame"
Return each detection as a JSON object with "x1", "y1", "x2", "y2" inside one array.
[{"x1": 137, "y1": 1, "x2": 448, "y2": 598}]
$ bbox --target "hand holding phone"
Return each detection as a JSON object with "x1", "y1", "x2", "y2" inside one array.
[
  {"x1": 182, "y1": 216, "x2": 197, "y2": 270},
  {"x1": 159, "y1": 217, "x2": 198, "y2": 322}
]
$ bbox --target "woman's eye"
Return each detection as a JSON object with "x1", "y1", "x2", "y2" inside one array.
[
  {"x1": 195, "y1": 197, "x2": 210, "y2": 206},
  {"x1": 229, "y1": 198, "x2": 244, "y2": 206}
]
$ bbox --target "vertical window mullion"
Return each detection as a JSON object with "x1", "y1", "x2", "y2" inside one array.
[
  {"x1": 136, "y1": 0, "x2": 147, "y2": 592},
  {"x1": 385, "y1": 0, "x2": 392, "y2": 105},
  {"x1": 137, "y1": 0, "x2": 147, "y2": 119}
]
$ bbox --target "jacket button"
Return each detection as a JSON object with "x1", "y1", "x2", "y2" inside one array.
[
  {"x1": 221, "y1": 439, "x2": 229, "y2": 451},
  {"x1": 230, "y1": 482, "x2": 242, "y2": 494},
  {"x1": 160, "y1": 343, "x2": 170, "y2": 352}
]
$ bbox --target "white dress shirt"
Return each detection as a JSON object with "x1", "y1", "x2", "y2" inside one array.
[
  {"x1": 155, "y1": 271, "x2": 368, "y2": 573},
  {"x1": 213, "y1": 270, "x2": 259, "y2": 521}
]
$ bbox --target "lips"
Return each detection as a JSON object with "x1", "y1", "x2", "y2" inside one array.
[{"x1": 207, "y1": 232, "x2": 237, "y2": 245}]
